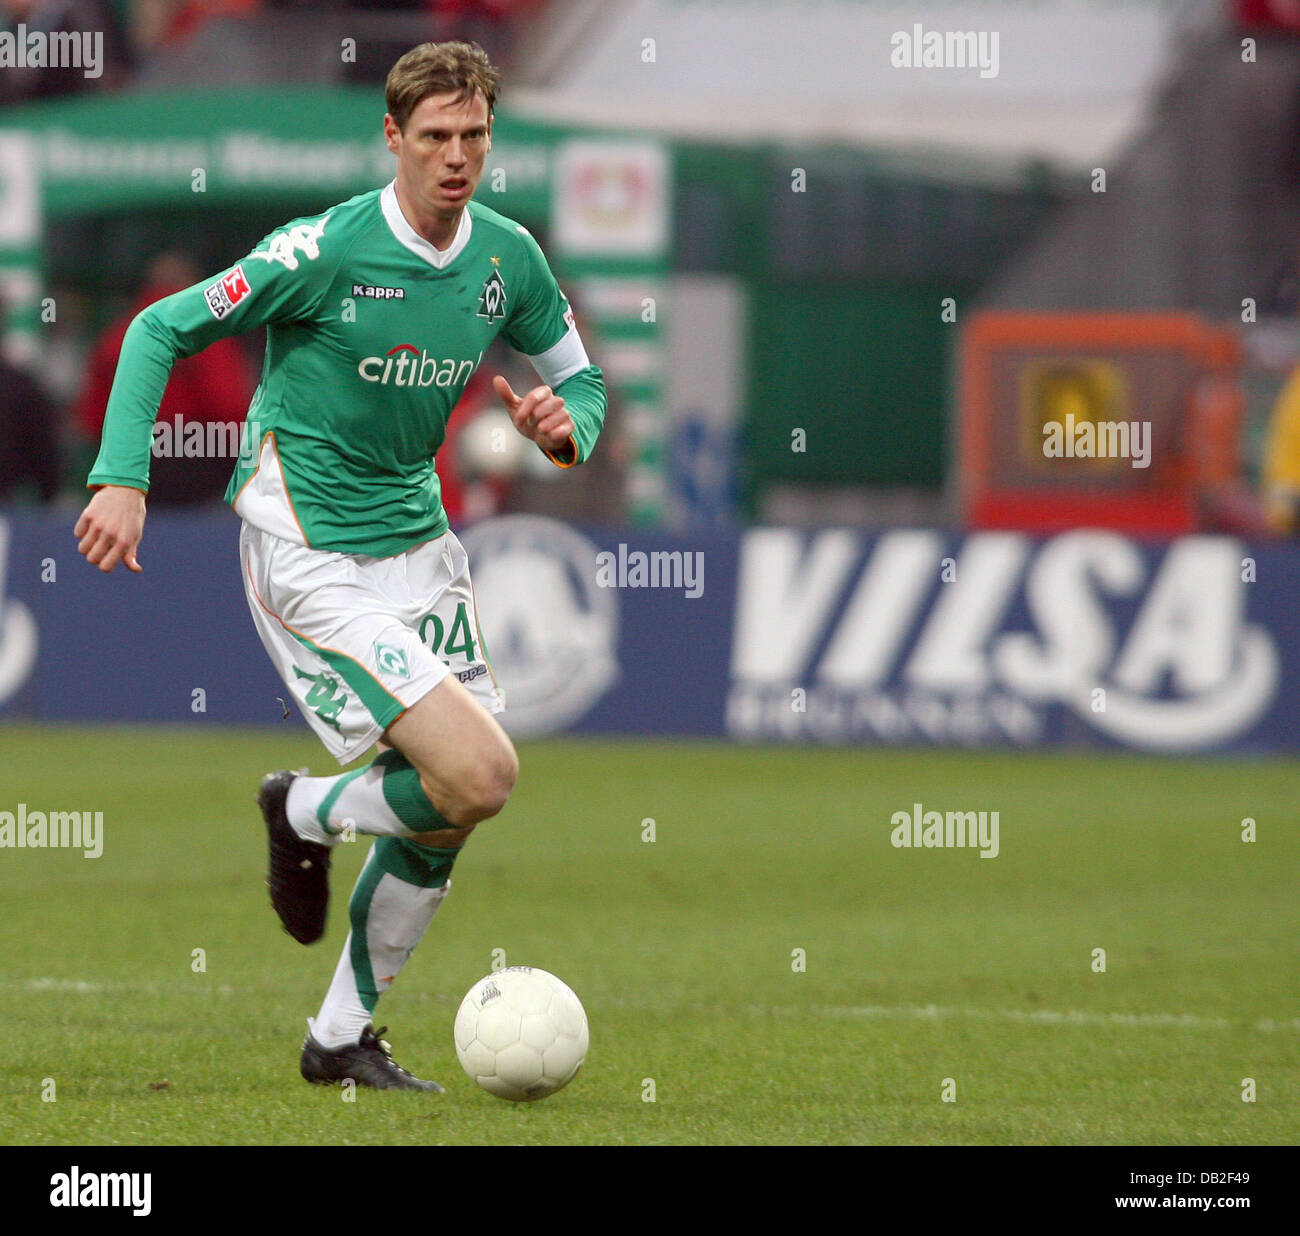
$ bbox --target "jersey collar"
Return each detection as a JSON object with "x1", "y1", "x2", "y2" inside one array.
[{"x1": 380, "y1": 180, "x2": 473, "y2": 270}]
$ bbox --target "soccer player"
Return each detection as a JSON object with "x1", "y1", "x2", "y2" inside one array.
[{"x1": 74, "y1": 41, "x2": 606, "y2": 1091}]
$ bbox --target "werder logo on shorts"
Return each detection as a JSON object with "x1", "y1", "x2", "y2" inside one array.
[{"x1": 374, "y1": 641, "x2": 411, "y2": 679}]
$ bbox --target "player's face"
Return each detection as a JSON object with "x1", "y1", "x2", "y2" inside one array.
[{"x1": 385, "y1": 90, "x2": 493, "y2": 217}]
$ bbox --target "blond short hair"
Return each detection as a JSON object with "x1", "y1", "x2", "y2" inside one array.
[{"x1": 385, "y1": 41, "x2": 501, "y2": 132}]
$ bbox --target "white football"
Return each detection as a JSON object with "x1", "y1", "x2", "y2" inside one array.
[{"x1": 454, "y1": 966, "x2": 589, "y2": 1101}]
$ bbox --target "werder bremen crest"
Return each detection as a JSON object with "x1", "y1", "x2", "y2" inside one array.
[{"x1": 477, "y1": 268, "x2": 507, "y2": 323}]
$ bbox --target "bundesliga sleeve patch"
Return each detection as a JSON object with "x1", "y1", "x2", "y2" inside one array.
[{"x1": 203, "y1": 265, "x2": 252, "y2": 320}]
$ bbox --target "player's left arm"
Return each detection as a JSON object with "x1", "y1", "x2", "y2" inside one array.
[{"x1": 499, "y1": 228, "x2": 606, "y2": 468}]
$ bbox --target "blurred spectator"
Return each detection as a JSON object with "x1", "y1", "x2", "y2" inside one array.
[
  {"x1": 1190, "y1": 328, "x2": 1270, "y2": 538},
  {"x1": 341, "y1": 1, "x2": 534, "y2": 11},
  {"x1": 428, "y1": 0, "x2": 538, "y2": 17},
  {"x1": 40, "y1": 285, "x2": 90, "y2": 407},
  {"x1": 131, "y1": 0, "x2": 261, "y2": 54},
  {"x1": 76, "y1": 251, "x2": 256, "y2": 505},
  {"x1": 0, "y1": 0, "x2": 131, "y2": 103},
  {"x1": 0, "y1": 303, "x2": 59, "y2": 503},
  {"x1": 438, "y1": 363, "x2": 514, "y2": 525}
]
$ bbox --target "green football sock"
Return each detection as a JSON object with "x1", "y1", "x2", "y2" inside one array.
[
  {"x1": 308, "y1": 836, "x2": 458, "y2": 1049},
  {"x1": 286, "y1": 749, "x2": 451, "y2": 842}
]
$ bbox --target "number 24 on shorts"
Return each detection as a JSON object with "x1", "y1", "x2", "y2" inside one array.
[{"x1": 419, "y1": 601, "x2": 477, "y2": 662}]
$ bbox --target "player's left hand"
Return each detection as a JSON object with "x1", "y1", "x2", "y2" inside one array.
[{"x1": 492, "y1": 375, "x2": 575, "y2": 453}]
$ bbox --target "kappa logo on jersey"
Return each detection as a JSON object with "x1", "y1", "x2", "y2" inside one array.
[
  {"x1": 352, "y1": 284, "x2": 405, "y2": 300},
  {"x1": 293, "y1": 666, "x2": 349, "y2": 733},
  {"x1": 477, "y1": 269, "x2": 507, "y2": 323},
  {"x1": 203, "y1": 265, "x2": 252, "y2": 320},
  {"x1": 247, "y1": 215, "x2": 330, "y2": 271}
]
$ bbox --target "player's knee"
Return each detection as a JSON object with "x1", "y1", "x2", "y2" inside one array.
[
  {"x1": 468, "y1": 742, "x2": 518, "y2": 821},
  {"x1": 420, "y1": 741, "x2": 516, "y2": 827}
]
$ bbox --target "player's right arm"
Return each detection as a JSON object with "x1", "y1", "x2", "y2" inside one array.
[{"x1": 77, "y1": 213, "x2": 342, "y2": 573}]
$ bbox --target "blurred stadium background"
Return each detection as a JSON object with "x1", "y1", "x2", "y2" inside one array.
[
  {"x1": 1, "y1": 0, "x2": 1299, "y2": 1150},
  {"x1": 3, "y1": 0, "x2": 1300, "y2": 750}
]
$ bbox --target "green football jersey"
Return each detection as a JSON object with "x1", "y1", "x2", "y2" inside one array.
[{"x1": 88, "y1": 183, "x2": 606, "y2": 557}]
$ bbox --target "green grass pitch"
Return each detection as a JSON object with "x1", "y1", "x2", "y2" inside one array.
[{"x1": 0, "y1": 725, "x2": 1296, "y2": 1145}]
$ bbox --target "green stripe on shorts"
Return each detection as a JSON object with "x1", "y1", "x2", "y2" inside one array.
[{"x1": 288, "y1": 630, "x2": 406, "y2": 731}]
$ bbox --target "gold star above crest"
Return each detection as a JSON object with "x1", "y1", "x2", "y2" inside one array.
[{"x1": 490, "y1": 255, "x2": 500, "y2": 267}]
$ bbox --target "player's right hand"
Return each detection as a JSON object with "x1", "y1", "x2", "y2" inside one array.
[
  {"x1": 75, "y1": 484, "x2": 146, "y2": 574},
  {"x1": 492, "y1": 374, "x2": 575, "y2": 453}
]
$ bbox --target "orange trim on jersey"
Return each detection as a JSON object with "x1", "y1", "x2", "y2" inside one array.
[
  {"x1": 268, "y1": 432, "x2": 311, "y2": 547},
  {"x1": 231, "y1": 430, "x2": 312, "y2": 548},
  {"x1": 230, "y1": 430, "x2": 271, "y2": 509},
  {"x1": 543, "y1": 435, "x2": 579, "y2": 469},
  {"x1": 380, "y1": 704, "x2": 411, "y2": 738}
]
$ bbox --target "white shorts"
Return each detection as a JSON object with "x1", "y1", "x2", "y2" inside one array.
[{"x1": 240, "y1": 522, "x2": 505, "y2": 764}]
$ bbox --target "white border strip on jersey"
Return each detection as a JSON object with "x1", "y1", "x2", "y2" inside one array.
[{"x1": 528, "y1": 321, "x2": 591, "y2": 389}]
